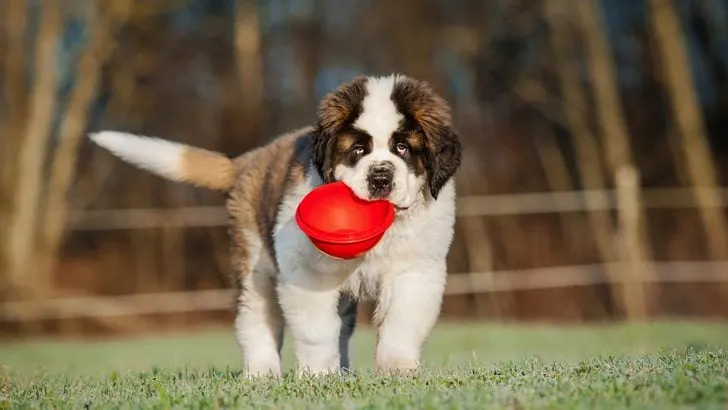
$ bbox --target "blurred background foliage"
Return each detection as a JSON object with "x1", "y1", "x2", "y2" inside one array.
[{"x1": 1, "y1": 0, "x2": 728, "y2": 338}]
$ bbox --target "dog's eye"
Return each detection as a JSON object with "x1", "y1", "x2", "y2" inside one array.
[
  {"x1": 395, "y1": 143, "x2": 409, "y2": 155},
  {"x1": 353, "y1": 146, "x2": 365, "y2": 156}
]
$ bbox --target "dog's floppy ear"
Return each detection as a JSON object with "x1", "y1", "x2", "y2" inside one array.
[
  {"x1": 310, "y1": 128, "x2": 336, "y2": 182},
  {"x1": 425, "y1": 126, "x2": 462, "y2": 199},
  {"x1": 312, "y1": 76, "x2": 368, "y2": 182}
]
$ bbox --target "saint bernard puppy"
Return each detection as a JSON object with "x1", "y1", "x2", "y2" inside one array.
[{"x1": 89, "y1": 73, "x2": 462, "y2": 377}]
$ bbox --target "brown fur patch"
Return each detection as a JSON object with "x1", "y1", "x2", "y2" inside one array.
[
  {"x1": 391, "y1": 77, "x2": 452, "y2": 148},
  {"x1": 317, "y1": 76, "x2": 368, "y2": 135},
  {"x1": 179, "y1": 147, "x2": 236, "y2": 191},
  {"x1": 408, "y1": 151, "x2": 428, "y2": 177},
  {"x1": 405, "y1": 132, "x2": 425, "y2": 151},
  {"x1": 391, "y1": 77, "x2": 462, "y2": 198},
  {"x1": 312, "y1": 76, "x2": 369, "y2": 182},
  {"x1": 336, "y1": 133, "x2": 358, "y2": 152},
  {"x1": 390, "y1": 129, "x2": 428, "y2": 177},
  {"x1": 226, "y1": 126, "x2": 313, "y2": 283}
]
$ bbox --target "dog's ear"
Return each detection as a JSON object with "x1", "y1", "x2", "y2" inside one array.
[
  {"x1": 311, "y1": 128, "x2": 336, "y2": 183},
  {"x1": 425, "y1": 126, "x2": 462, "y2": 199},
  {"x1": 310, "y1": 129, "x2": 337, "y2": 183},
  {"x1": 312, "y1": 76, "x2": 368, "y2": 182},
  {"x1": 317, "y1": 75, "x2": 367, "y2": 134}
]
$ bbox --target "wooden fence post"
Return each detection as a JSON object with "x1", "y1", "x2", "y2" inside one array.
[{"x1": 615, "y1": 166, "x2": 653, "y2": 320}]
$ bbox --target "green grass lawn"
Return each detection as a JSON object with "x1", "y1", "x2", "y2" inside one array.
[{"x1": 2, "y1": 320, "x2": 728, "y2": 408}]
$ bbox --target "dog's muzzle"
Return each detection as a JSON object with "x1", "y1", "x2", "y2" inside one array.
[{"x1": 367, "y1": 161, "x2": 394, "y2": 198}]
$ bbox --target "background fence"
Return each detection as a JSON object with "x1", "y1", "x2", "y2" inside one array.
[
  {"x1": 2, "y1": 0, "x2": 728, "y2": 338},
  {"x1": 3, "y1": 183, "x2": 728, "y2": 328}
]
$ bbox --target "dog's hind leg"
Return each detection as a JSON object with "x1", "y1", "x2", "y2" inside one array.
[
  {"x1": 337, "y1": 293, "x2": 358, "y2": 371},
  {"x1": 231, "y1": 225, "x2": 284, "y2": 378}
]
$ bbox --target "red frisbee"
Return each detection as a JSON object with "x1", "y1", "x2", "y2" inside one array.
[{"x1": 295, "y1": 181, "x2": 395, "y2": 259}]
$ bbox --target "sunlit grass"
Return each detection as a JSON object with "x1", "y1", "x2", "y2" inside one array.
[{"x1": 2, "y1": 320, "x2": 727, "y2": 408}]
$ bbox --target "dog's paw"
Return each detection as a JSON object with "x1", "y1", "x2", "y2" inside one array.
[
  {"x1": 375, "y1": 356, "x2": 420, "y2": 375},
  {"x1": 243, "y1": 364, "x2": 282, "y2": 380},
  {"x1": 296, "y1": 365, "x2": 341, "y2": 378}
]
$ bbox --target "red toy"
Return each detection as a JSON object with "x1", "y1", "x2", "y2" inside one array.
[{"x1": 295, "y1": 181, "x2": 395, "y2": 259}]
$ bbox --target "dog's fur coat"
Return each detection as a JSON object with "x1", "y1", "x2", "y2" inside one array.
[{"x1": 89, "y1": 73, "x2": 462, "y2": 377}]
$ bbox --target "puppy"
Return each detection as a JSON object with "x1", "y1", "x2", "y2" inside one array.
[{"x1": 89, "y1": 73, "x2": 462, "y2": 377}]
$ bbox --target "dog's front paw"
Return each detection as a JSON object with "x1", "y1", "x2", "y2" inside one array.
[
  {"x1": 375, "y1": 356, "x2": 420, "y2": 375},
  {"x1": 243, "y1": 362, "x2": 282, "y2": 380},
  {"x1": 296, "y1": 364, "x2": 340, "y2": 378}
]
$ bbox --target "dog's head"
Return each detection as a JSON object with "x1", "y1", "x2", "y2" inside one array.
[{"x1": 311, "y1": 74, "x2": 462, "y2": 210}]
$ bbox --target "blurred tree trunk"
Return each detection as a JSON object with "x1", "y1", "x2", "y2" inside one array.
[
  {"x1": 575, "y1": 0, "x2": 655, "y2": 318},
  {"x1": 0, "y1": 0, "x2": 30, "y2": 299},
  {"x1": 293, "y1": 2, "x2": 323, "y2": 110},
  {"x1": 0, "y1": 1, "x2": 6, "y2": 80},
  {"x1": 458, "y1": 157, "x2": 498, "y2": 318},
  {"x1": 4, "y1": 2, "x2": 63, "y2": 300},
  {"x1": 233, "y1": 0, "x2": 265, "y2": 140},
  {"x1": 544, "y1": 0, "x2": 620, "y2": 315},
  {"x1": 534, "y1": 126, "x2": 582, "y2": 246},
  {"x1": 368, "y1": 0, "x2": 439, "y2": 87},
  {"x1": 648, "y1": 0, "x2": 728, "y2": 261},
  {"x1": 393, "y1": 0, "x2": 438, "y2": 84},
  {"x1": 1, "y1": 0, "x2": 30, "y2": 153},
  {"x1": 37, "y1": 2, "x2": 127, "y2": 285}
]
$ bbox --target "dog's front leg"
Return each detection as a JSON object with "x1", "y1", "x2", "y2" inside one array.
[
  {"x1": 277, "y1": 265, "x2": 345, "y2": 376},
  {"x1": 373, "y1": 263, "x2": 447, "y2": 372}
]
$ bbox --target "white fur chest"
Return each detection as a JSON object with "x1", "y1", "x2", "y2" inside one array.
[{"x1": 342, "y1": 181, "x2": 457, "y2": 300}]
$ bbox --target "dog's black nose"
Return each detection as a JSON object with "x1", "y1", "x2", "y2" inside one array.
[
  {"x1": 367, "y1": 161, "x2": 394, "y2": 198},
  {"x1": 367, "y1": 162, "x2": 394, "y2": 197}
]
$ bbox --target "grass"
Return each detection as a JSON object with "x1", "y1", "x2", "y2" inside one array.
[{"x1": 2, "y1": 320, "x2": 728, "y2": 408}]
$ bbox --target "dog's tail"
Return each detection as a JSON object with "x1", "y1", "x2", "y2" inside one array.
[{"x1": 89, "y1": 131, "x2": 235, "y2": 192}]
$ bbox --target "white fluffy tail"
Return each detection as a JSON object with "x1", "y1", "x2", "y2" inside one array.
[{"x1": 89, "y1": 131, "x2": 235, "y2": 191}]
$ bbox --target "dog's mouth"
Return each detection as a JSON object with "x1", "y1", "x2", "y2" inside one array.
[{"x1": 343, "y1": 182, "x2": 410, "y2": 212}]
